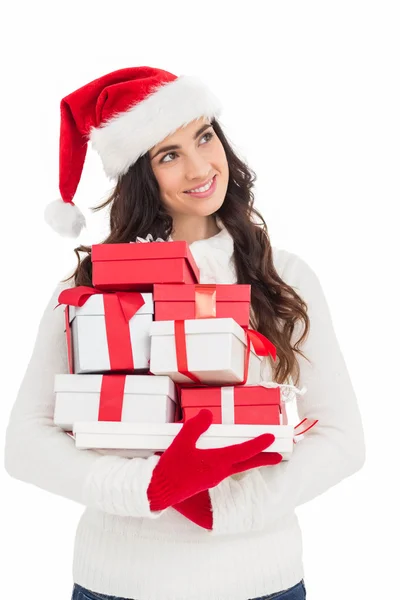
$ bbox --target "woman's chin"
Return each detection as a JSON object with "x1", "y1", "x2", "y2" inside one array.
[{"x1": 185, "y1": 198, "x2": 224, "y2": 217}]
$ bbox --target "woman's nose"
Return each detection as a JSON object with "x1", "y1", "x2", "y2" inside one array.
[{"x1": 184, "y1": 152, "x2": 211, "y2": 182}]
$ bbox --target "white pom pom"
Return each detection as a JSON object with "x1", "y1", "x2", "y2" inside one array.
[{"x1": 44, "y1": 198, "x2": 86, "y2": 238}]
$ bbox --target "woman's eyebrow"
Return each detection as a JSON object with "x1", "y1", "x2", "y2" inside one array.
[{"x1": 150, "y1": 124, "x2": 212, "y2": 160}]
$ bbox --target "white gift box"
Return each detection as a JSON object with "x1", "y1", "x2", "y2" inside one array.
[
  {"x1": 72, "y1": 422, "x2": 294, "y2": 461},
  {"x1": 149, "y1": 317, "x2": 262, "y2": 384},
  {"x1": 67, "y1": 292, "x2": 153, "y2": 373},
  {"x1": 53, "y1": 374, "x2": 176, "y2": 430}
]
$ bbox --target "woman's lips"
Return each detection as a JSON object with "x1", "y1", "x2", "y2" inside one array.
[{"x1": 184, "y1": 175, "x2": 217, "y2": 198}]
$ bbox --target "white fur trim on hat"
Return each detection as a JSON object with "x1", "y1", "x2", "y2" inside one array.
[
  {"x1": 44, "y1": 198, "x2": 86, "y2": 238},
  {"x1": 89, "y1": 75, "x2": 222, "y2": 179}
]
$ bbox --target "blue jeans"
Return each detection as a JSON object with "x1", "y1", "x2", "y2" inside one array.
[{"x1": 72, "y1": 579, "x2": 306, "y2": 599}]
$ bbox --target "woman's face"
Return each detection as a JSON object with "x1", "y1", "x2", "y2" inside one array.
[{"x1": 149, "y1": 117, "x2": 229, "y2": 219}]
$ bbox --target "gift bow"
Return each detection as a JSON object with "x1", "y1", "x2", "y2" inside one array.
[
  {"x1": 259, "y1": 381, "x2": 308, "y2": 403},
  {"x1": 134, "y1": 233, "x2": 165, "y2": 243},
  {"x1": 57, "y1": 286, "x2": 145, "y2": 372},
  {"x1": 259, "y1": 381, "x2": 318, "y2": 440},
  {"x1": 57, "y1": 286, "x2": 145, "y2": 323},
  {"x1": 243, "y1": 327, "x2": 277, "y2": 361},
  {"x1": 254, "y1": 381, "x2": 306, "y2": 426}
]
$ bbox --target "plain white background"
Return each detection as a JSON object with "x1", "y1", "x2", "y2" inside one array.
[{"x1": 1, "y1": 1, "x2": 398, "y2": 598}]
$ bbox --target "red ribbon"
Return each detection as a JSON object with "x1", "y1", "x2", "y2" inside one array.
[
  {"x1": 64, "y1": 305, "x2": 74, "y2": 374},
  {"x1": 173, "y1": 320, "x2": 277, "y2": 387},
  {"x1": 57, "y1": 286, "x2": 145, "y2": 371},
  {"x1": 98, "y1": 374, "x2": 126, "y2": 421},
  {"x1": 174, "y1": 320, "x2": 202, "y2": 384},
  {"x1": 293, "y1": 418, "x2": 319, "y2": 443}
]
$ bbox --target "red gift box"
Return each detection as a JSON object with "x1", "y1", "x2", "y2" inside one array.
[
  {"x1": 180, "y1": 384, "x2": 285, "y2": 425},
  {"x1": 153, "y1": 283, "x2": 251, "y2": 327},
  {"x1": 92, "y1": 241, "x2": 200, "y2": 292}
]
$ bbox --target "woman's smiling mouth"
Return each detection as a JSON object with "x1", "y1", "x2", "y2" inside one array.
[{"x1": 184, "y1": 175, "x2": 217, "y2": 198}]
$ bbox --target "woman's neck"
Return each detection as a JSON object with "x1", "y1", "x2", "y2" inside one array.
[{"x1": 170, "y1": 214, "x2": 221, "y2": 244}]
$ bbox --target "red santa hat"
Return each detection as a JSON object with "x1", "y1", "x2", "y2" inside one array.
[{"x1": 44, "y1": 66, "x2": 223, "y2": 237}]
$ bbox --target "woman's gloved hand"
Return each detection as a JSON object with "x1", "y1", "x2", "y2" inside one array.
[
  {"x1": 147, "y1": 409, "x2": 282, "y2": 512},
  {"x1": 173, "y1": 490, "x2": 213, "y2": 530},
  {"x1": 173, "y1": 443, "x2": 284, "y2": 530}
]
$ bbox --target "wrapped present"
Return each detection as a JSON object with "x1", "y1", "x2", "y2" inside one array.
[
  {"x1": 91, "y1": 240, "x2": 200, "y2": 292},
  {"x1": 72, "y1": 421, "x2": 295, "y2": 461},
  {"x1": 153, "y1": 283, "x2": 251, "y2": 327},
  {"x1": 180, "y1": 384, "x2": 286, "y2": 425},
  {"x1": 58, "y1": 287, "x2": 153, "y2": 374},
  {"x1": 149, "y1": 317, "x2": 276, "y2": 385},
  {"x1": 54, "y1": 374, "x2": 177, "y2": 430}
]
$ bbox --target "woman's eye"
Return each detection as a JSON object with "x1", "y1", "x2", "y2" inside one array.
[
  {"x1": 160, "y1": 131, "x2": 214, "y2": 164},
  {"x1": 201, "y1": 131, "x2": 214, "y2": 144},
  {"x1": 160, "y1": 152, "x2": 177, "y2": 164}
]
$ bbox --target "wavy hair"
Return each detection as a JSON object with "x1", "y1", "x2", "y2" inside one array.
[{"x1": 65, "y1": 119, "x2": 310, "y2": 386}]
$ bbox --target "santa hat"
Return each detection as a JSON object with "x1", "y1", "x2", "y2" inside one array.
[{"x1": 44, "y1": 66, "x2": 223, "y2": 237}]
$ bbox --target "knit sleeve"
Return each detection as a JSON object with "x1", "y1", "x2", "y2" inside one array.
[
  {"x1": 4, "y1": 280, "x2": 165, "y2": 520},
  {"x1": 208, "y1": 252, "x2": 366, "y2": 535}
]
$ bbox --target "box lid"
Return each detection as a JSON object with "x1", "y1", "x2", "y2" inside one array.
[
  {"x1": 149, "y1": 317, "x2": 261, "y2": 358},
  {"x1": 54, "y1": 374, "x2": 176, "y2": 401},
  {"x1": 180, "y1": 385, "x2": 281, "y2": 408},
  {"x1": 150, "y1": 316, "x2": 250, "y2": 342},
  {"x1": 68, "y1": 292, "x2": 153, "y2": 320},
  {"x1": 73, "y1": 420, "x2": 293, "y2": 439},
  {"x1": 92, "y1": 241, "x2": 200, "y2": 283},
  {"x1": 153, "y1": 283, "x2": 251, "y2": 302}
]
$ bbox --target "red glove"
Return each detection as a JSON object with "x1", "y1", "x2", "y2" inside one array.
[
  {"x1": 174, "y1": 490, "x2": 213, "y2": 530},
  {"x1": 173, "y1": 444, "x2": 284, "y2": 530},
  {"x1": 147, "y1": 409, "x2": 282, "y2": 512}
]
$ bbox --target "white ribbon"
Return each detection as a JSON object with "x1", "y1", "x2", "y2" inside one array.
[
  {"x1": 132, "y1": 234, "x2": 165, "y2": 243},
  {"x1": 221, "y1": 386, "x2": 235, "y2": 424},
  {"x1": 258, "y1": 381, "x2": 307, "y2": 403}
]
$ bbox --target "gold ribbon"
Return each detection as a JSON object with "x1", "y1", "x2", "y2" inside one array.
[{"x1": 194, "y1": 284, "x2": 217, "y2": 319}]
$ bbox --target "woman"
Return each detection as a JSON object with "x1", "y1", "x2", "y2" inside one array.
[{"x1": 4, "y1": 66, "x2": 366, "y2": 600}]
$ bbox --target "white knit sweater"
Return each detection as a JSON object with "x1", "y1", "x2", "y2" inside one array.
[{"x1": 4, "y1": 223, "x2": 366, "y2": 600}]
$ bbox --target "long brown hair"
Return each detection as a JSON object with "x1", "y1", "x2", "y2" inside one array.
[{"x1": 66, "y1": 118, "x2": 310, "y2": 386}]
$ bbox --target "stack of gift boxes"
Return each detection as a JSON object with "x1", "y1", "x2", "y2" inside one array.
[{"x1": 53, "y1": 238, "x2": 315, "y2": 460}]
